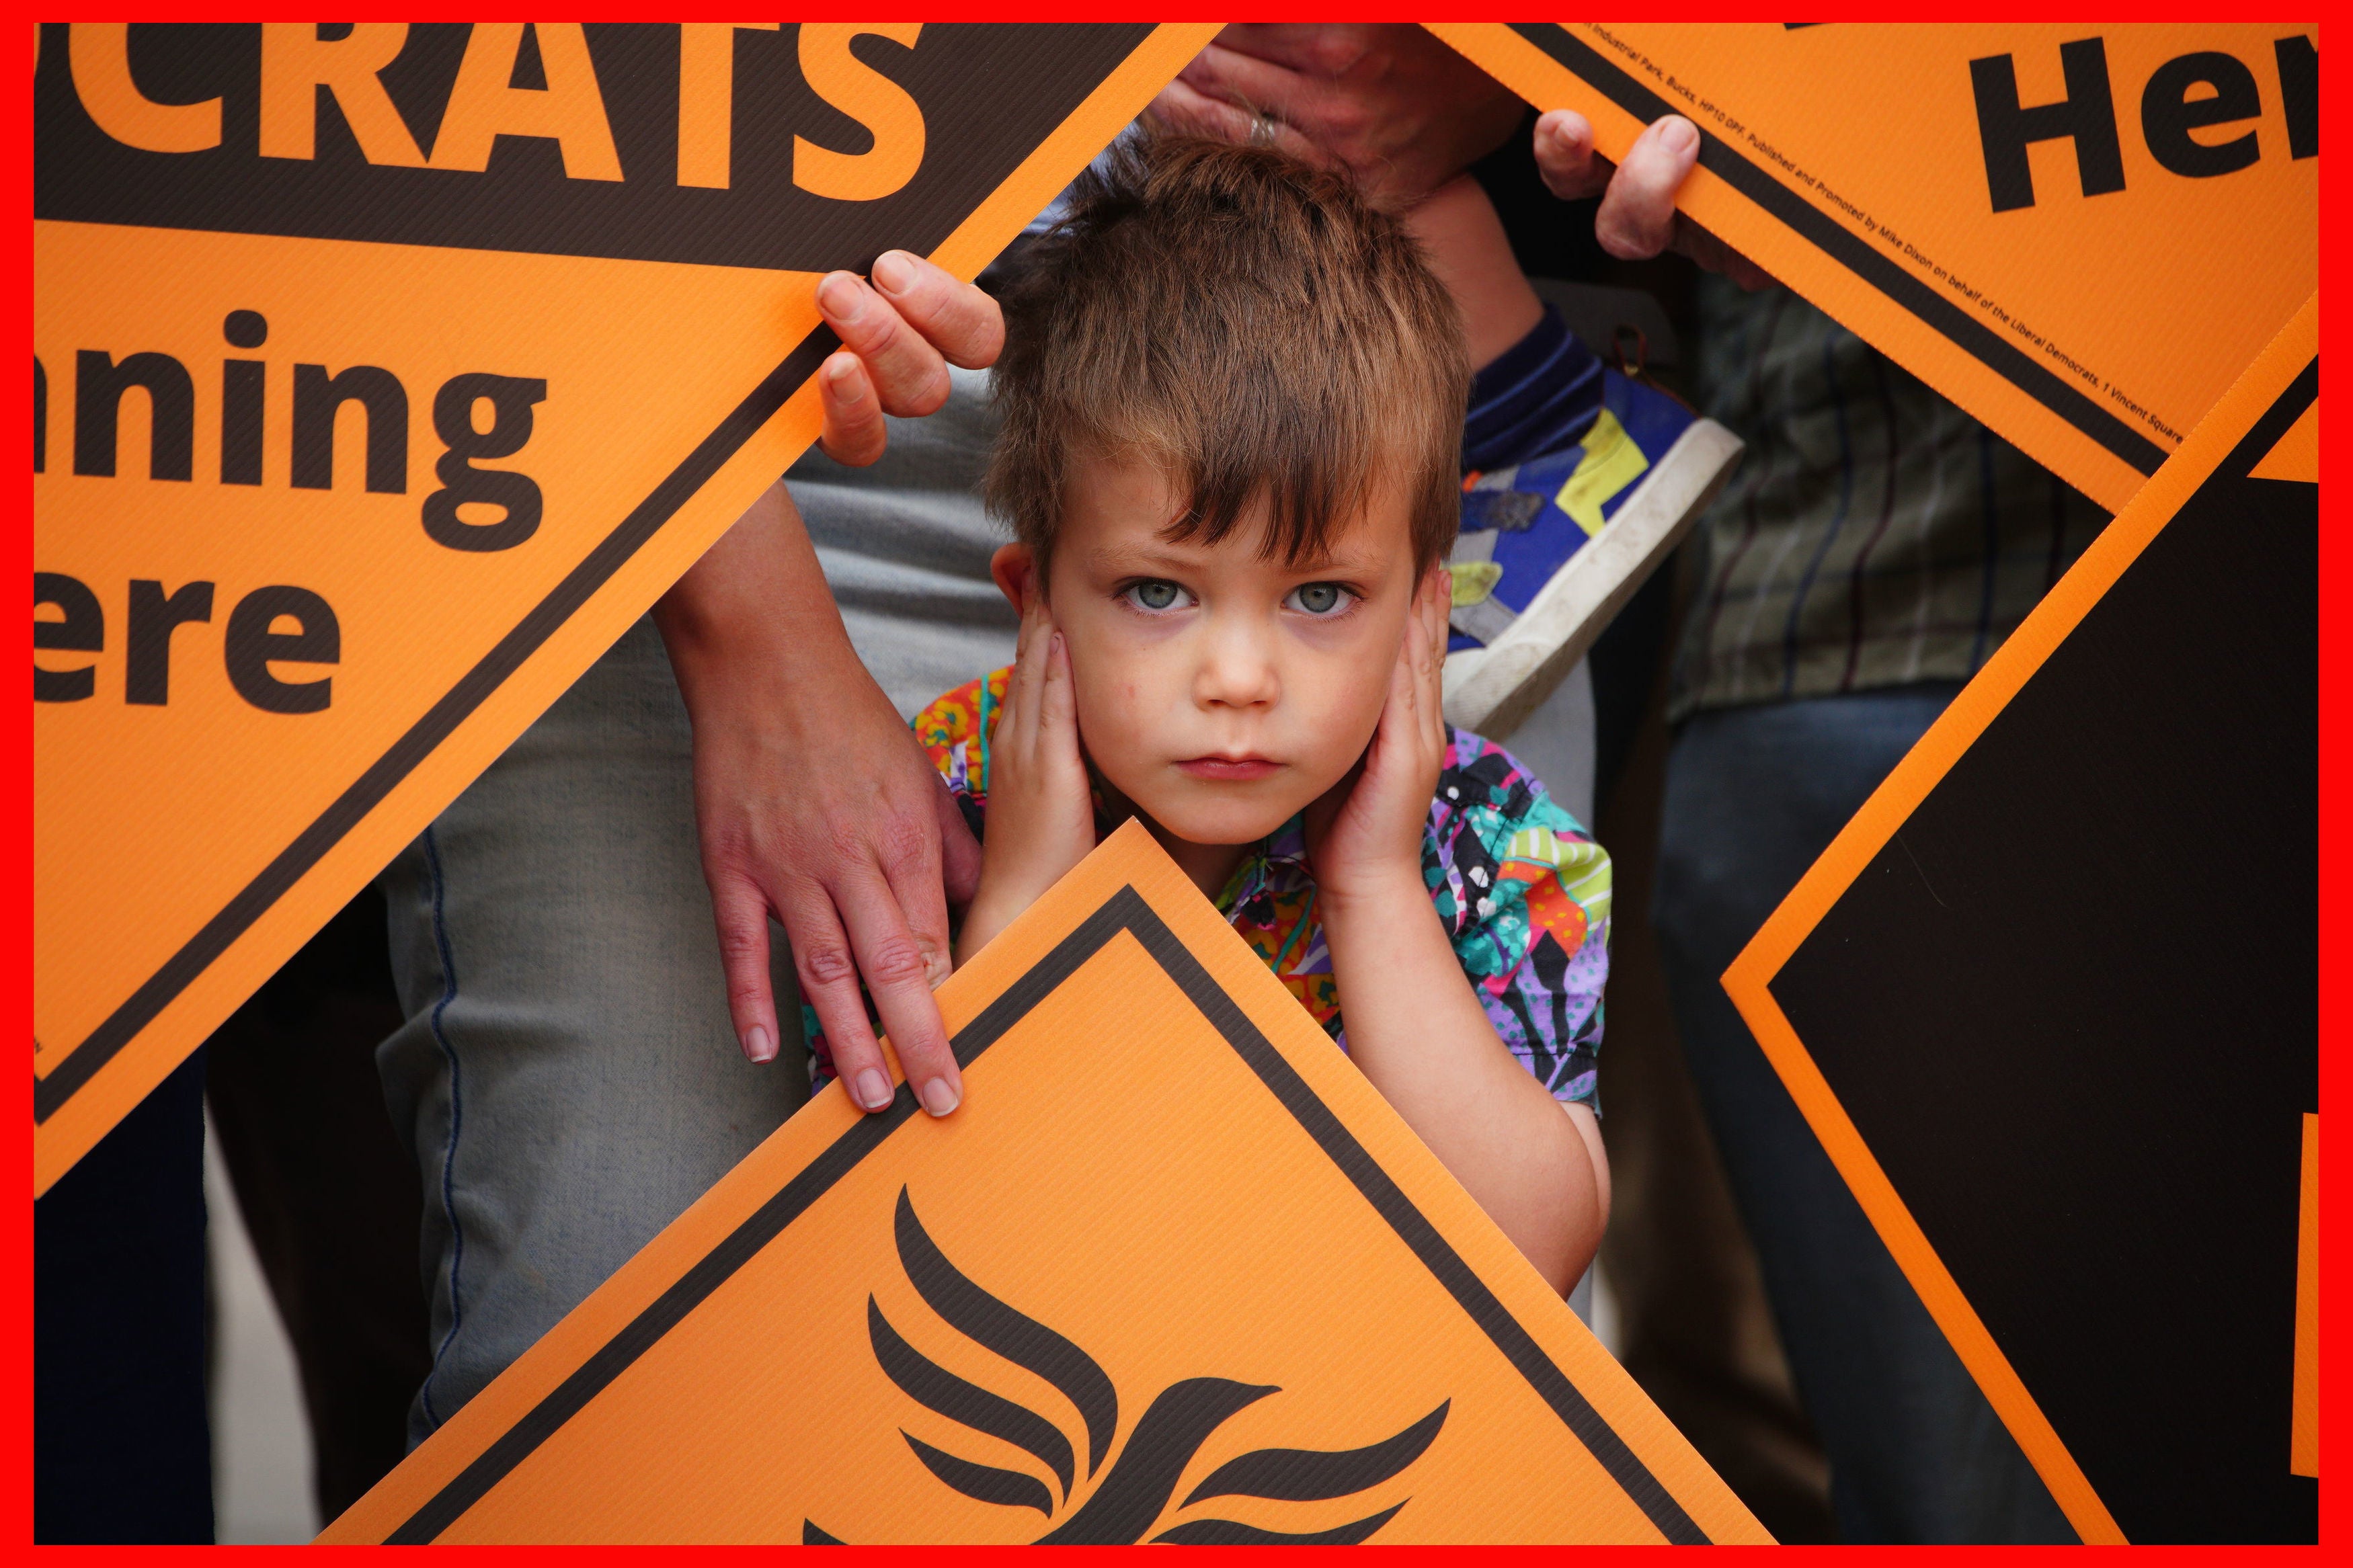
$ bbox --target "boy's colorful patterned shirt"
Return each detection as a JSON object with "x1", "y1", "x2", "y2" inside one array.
[{"x1": 861, "y1": 667, "x2": 1611, "y2": 1108}]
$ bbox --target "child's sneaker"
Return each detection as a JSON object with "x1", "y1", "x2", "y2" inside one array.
[{"x1": 1441, "y1": 366, "x2": 1743, "y2": 739}]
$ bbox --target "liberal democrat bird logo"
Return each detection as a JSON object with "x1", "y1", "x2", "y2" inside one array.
[{"x1": 804, "y1": 1188, "x2": 1449, "y2": 1544}]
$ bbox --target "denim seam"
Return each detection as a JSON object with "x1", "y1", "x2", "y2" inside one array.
[{"x1": 415, "y1": 825, "x2": 467, "y2": 1431}]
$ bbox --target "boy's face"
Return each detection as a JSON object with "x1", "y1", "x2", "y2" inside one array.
[{"x1": 1019, "y1": 452, "x2": 1426, "y2": 848}]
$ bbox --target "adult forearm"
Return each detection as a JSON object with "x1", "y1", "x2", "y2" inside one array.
[
  {"x1": 656, "y1": 479, "x2": 854, "y2": 687},
  {"x1": 1402, "y1": 175, "x2": 1544, "y2": 372},
  {"x1": 654, "y1": 477, "x2": 972, "y2": 1111},
  {"x1": 1321, "y1": 879, "x2": 1603, "y2": 1291}
]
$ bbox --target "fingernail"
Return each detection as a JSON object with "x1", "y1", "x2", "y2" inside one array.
[
  {"x1": 854, "y1": 1068, "x2": 893, "y2": 1111},
  {"x1": 920, "y1": 1077, "x2": 961, "y2": 1117},
  {"x1": 1660, "y1": 116, "x2": 1698, "y2": 155},
  {"x1": 871, "y1": 250, "x2": 914, "y2": 294},
  {"x1": 817, "y1": 273, "x2": 865, "y2": 323},
  {"x1": 826, "y1": 356, "x2": 863, "y2": 397},
  {"x1": 745, "y1": 1024, "x2": 774, "y2": 1063}
]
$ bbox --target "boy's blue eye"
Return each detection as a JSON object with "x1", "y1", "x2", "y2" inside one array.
[
  {"x1": 1287, "y1": 582, "x2": 1350, "y2": 615},
  {"x1": 1126, "y1": 579, "x2": 1184, "y2": 611}
]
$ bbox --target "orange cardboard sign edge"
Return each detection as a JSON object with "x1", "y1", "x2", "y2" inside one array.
[
  {"x1": 1423, "y1": 22, "x2": 2312, "y2": 520},
  {"x1": 32, "y1": 23, "x2": 1222, "y2": 1195},
  {"x1": 324, "y1": 819, "x2": 1770, "y2": 1544},
  {"x1": 1711, "y1": 294, "x2": 2319, "y2": 1547}
]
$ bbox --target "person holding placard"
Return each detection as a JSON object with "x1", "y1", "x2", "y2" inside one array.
[{"x1": 1525, "y1": 108, "x2": 2093, "y2": 1542}]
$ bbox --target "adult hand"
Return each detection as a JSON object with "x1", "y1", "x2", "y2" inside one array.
[
  {"x1": 811, "y1": 249, "x2": 1003, "y2": 466},
  {"x1": 659, "y1": 485, "x2": 979, "y2": 1118},
  {"x1": 1148, "y1": 24, "x2": 1525, "y2": 209},
  {"x1": 1533, "y1": 110, "x2": 1774, "y2": 290},
  {"x1": 655, "y1": 251, "x2": 1005, "y2": 1118}
]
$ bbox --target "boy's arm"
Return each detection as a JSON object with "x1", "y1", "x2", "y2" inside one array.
[
  {"x1": 1320, "y1": 871, "x2": 1611, "y2": 1294},
  {"x1": 1308, "y1": 574, "x2": 1609, "y2": 1293}
]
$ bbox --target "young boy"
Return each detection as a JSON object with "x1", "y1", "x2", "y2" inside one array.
[{"x1": 826, "y1": 136, "x2": 1613, "y2": 1294}]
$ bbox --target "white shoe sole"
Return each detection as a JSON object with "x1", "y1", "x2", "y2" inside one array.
[{"x1": 1442, "y1": 416, "x2": 1744, "y2": 739}]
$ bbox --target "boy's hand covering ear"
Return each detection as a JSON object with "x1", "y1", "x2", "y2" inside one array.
[
  {"x1": 813, "y1": 250, "x2": 1005, "y2": 466},
  {"x1": 1305, "y1": 567, "x2": 1453, "y2": 903},
  {"x1": 1532, "y1": 110, "x2": 1774, "y2": 291},
  {"x1": 954, "y1": 569, "x2": 1099, "y2": 964}
]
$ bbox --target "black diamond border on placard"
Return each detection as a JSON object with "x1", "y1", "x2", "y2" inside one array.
[
  {"x1": 1506, "y1": 23, "x2": 2171, "y2": 481},
  {"x1": 33, "y1": 20, "x2": 1164, "y2": 1128},
  {"x1": 34, "y1": 323, "x2": 837, "y2": 1124},
  {"x1": 384, "y1": 886, "x2": 1711, "y2": 1544}
]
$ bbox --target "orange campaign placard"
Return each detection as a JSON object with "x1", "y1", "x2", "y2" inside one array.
[
  {"x1": 1427, "y1": 23, "x2": 2318, "y2": 515},
  {"x1": 32, "y1": 23, "x2": 1218, "y2": 1192},
  {"x1": 1718, "y1": 296, "x2": 2317, "y2": 1544},
  {"x1": 319, "y1": 821, "x2": 1769, "y2": 1544}
]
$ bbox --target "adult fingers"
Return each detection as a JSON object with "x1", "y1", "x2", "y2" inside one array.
[
  {"x1": 834, "y1": 857, "x2": 963, "y2": 1116},
  {"x1": 1677, "y1": 215, "x2": 1776, "y2": 290},
  {"x1": 1146, "y1": 75, "x2": 1326, "y2": 164},
  {"x1": 777, "y1": 883, "x2": 897, "y2": 1110},
  {"x1": 1532, "y1": 109, "x2": 1611, "y2": 202},
  {"x1": 869, "y1": 249, "x2": 1003, "y2": 370},
  {"x1": 709, "y1": 870, "x2": 783, "y2": 1064},
  {"x1": 1595, "y1": 115, "x2": 1700, "y2": 260},
  {"x1": 1174, "y1": 40, "x2": 1316, "y2": 122},
  {"x1": 875, "y1": 809, "x2": 956, "y2": 998},
  {"x1": 817, "y1": 351, "x2": 887, "y2": 466},
  {"x1": 814, "y1": 270, "x2": 952, "y2": 419},
  {"x1": 1194, "y1": 24, "x2": 1357, "y2": 78},
  {"x1": 1147, "y1": 76, "x2": 1255, "y2": 141}
]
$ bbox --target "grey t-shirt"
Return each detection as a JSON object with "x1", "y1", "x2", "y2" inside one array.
[{"x1": 790, "y1": 365, "x2": 1019, "y2": 718}]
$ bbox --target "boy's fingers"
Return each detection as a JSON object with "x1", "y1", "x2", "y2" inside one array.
[
  {"x1": 817, "y1": 352, "x2": 887, "y2": 466},
  {"x1": 869, "y1": 250, "x2": 1004, "y2": 370},
  {"x1": 815, "y1": 270, "x2": 952, "y2": 419},
  {"x1": 1039, "y1": 630, "x2": 1077, "y2": 743},
  {"x1": 709, "y1": 873, "x2": 782, "y2": 1063},
  {"x1": 933, "y1": 775, "x2": 982, "y2": 907},
  {"x1": 1533, "y1": 108, "x2": 1611, "y2": 202},
  {"x1": 1425, "y1": 586, "x2": 1451, "y2": 741},
  {"x1": 1004, "y1": 606, "x2": 1051, "y2": 743},
  {"x1": 1595, "y1": 115, "x2": 1700, "y2": 260},
  {"x1": 777, "y1": 886, "x2": 895, "y2": 1110}
]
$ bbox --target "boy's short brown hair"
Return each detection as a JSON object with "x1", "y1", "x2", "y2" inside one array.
[{"x1": 985, "y1": 133, "x2": 1468, "y2": 573}]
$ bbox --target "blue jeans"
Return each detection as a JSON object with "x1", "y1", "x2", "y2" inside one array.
[
  {"x1": 1651, "y1": 686, "x2": 2074, "y2": 1543},
  {"x1": 376, "y1": 618, "x2": 811, "y2": 1446},
  {"x1": 376, "y1": 371, "x2": 1012, "y2": 1445}
]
